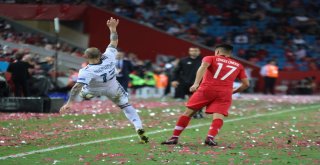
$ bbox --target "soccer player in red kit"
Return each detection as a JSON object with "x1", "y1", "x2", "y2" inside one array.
[{"x1": 162, "y1": 44, "x2": 250, "y2": 146}]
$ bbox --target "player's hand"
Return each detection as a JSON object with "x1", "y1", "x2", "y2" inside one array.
[
  {"x1": 189, "y1": 84, "x2": 199, "y2": 92},
  {"x1": 171, "y1": 81, "x2": 179, "y2": 88},
  {"x1": 106, "y1": 17, "x2": 119, "y2": 31},
  {"x1": 59, "y1": 104, "x2": 72, "y2": 114}
]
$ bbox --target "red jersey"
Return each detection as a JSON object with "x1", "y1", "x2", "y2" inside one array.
[{"x1": 200, "y1": 55, "x2": 247, "y2": 91}]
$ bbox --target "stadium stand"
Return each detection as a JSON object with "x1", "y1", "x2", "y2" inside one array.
[
  {"x1": 98, "y1": 0, "x2": 320, "y2": 71},
  {"x1": 0, "y1": 0, "x2": 319, "y2": 98}
]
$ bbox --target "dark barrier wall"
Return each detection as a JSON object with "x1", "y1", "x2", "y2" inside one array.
[
  {"x1": 83, "y1": 6, "x2": 214, "y2": 60},
  {"x1": 279, "y1": 71, "x2": 319, "y2": 81},
  {"x1": 255, "y1": 71, "x2": 320, "y2": 93}
]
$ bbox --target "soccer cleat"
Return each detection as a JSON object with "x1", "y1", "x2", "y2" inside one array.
[
  {"x1": 161, "y1": 137, "x2": 178, "y2": 145},
  {"x1": 204, "y1": 138, "x2": 218, "y2": 146},
  {"x1": 137, "y1": 129, "x2": 149, "y2": 144}
]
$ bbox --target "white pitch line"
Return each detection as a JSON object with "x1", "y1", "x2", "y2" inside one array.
[{"x1": 0, "y1": 104, "x2": 319, "y2": 160}]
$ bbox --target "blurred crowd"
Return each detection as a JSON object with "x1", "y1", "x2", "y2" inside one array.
[
  {"x1": 0, "y1": 19, "x2": 84, "y2": 60},
  {"x1": 1, "y1": 0, "x2": 319, "y2": 71},
  {"x1": 2, "y1": 46, "x2": 317, "y2": 98},
  {"x1": 0, "y1": 46, "x2": 178, "y2": 98},
  {"x1": 98, "y1": 0, "x2": 320, "y2": 71},
  {"x1": 0, "y1": 50, "x2": 57, "y2": 97}
]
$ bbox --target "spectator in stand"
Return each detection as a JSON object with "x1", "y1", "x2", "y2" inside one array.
[
  {"x1": 234, "y1": 33, "x2": 249, "y2": 44},
  {"x1": 260, "y1": 29, "x2": 276, "y2": 44},
  {"x1": 131, "y1": 0, "x2": 144, "y2": 6},
  {"x1": 166, "y1": 1, "x2": 180, "y2": 14},
  {"x1": 245, "y1": 46, "x2": 257, "y2": 61},
  {"x1": 310, "y1": 37, "x2": 320, "y2": 54},
  {"x1": 292, "y1": 34, "x2": 306, "y2": 46},
  {"x1": 166, "y1": 22, "x2": 184, "y2": 36},
  {"x1": 294, "y1": 45, "x2": 307, "y2": 60},
  {"x1": 260, "y1": 60, "x2": 279, "y2": 95},
  {"x1": 7, "y1": 52, "x2": 34, "y2": 97},
  {"x1": 38, "y1": 56, "x2": 54, "y2": 75}
]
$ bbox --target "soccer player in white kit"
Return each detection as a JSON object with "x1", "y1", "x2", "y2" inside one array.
[{"x1": 59, "y1": 17, "x2": 149, "y2": 143}]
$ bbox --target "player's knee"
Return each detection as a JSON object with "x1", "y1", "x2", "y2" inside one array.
[
  {"x1": 118, "y1": 103, "x2": 131, "y2": 109},
  {"x1": 183, "y1": 108, "x2": 198, "y2": 117},
  {"x1": 114, "y1": 97, "x2": 129, "y2": 108},
  {"x1": 213, "y1": 113, "x2": 224, "y2": 120}
]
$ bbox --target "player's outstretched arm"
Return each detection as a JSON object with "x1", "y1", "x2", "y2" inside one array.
[
  {"x1": 106, "y1": 17, "x2": 119, "y2": 48},
  {"x1": 59, "y1": 83, "x2": 84, "y2": 113},
  {"x1": 190, "y1": 62, "x2": 210, "y2": 92},
  {"x1": 233, "y1": 78, "x2": 250, "y2": 94}
]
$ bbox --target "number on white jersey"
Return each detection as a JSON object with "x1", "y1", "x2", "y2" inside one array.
[
  {"x1": 213, "y1": 63, "x2": 237, "y2": 80},
  {"x1": 100, "y1": 73, "x2": 107, "y2": 83}
]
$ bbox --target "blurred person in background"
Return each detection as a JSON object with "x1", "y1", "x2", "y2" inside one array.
[
  {"x1": 154, "y1": 68, "x2": 168, "y2": 98},
  {"x1": 172, "y1": 47, "x2": 202, "y2": 100},
  {"x1": 0, "y1": 71, "x2": 10, "y2": 97},
  {"x1": 57, "y1": 68, "x2": 78, "y2": 93},
  {"x1": 130, "y1": 60, "x2": 145, "y2": 98},
  {"x1": 142, "y1": 69, "x2": 156, "y2": 98},
  {"x1": 116, "y1": 51, "x2": 133, "y2": 92},
  {"x1": 295, "y1": 76, "x2": 317, "y2": 95},
  {"x1": 7, "y1": 52, "x2": 34, "y2": 97},
  {"x1": 260, "y1": 59, "x2": 279, "y2": 95},
  {"x1": 172, "y1": 47, "x2": 203, "y2": 118}
]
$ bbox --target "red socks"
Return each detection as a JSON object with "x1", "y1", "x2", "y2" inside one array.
[
  {"x1": 207, "y1": 119, "x2": 224, "y2": 139},
  {"x1": 171, "y1": 116, "x2": 223, "y2": 140},
  {"x1": 172, "y1": 115, "x2": 191, "y2": 138}
]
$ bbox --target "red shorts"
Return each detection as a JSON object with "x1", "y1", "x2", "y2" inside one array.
[{"x1": 186, "y1": 88, "x2": 232, "y2": 116}]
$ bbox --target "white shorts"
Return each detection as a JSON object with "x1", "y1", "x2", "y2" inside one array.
[{"x1": 81, "y1": 80, "x2": 130, "y2": 109}]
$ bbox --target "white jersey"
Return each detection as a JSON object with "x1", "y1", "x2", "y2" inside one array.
[
  {"x1": 77, "y1": 47, "x2": 118, "y2": 89},
  {"x1": 77, "y1": 46, "x2": 129, "y2": 107}
]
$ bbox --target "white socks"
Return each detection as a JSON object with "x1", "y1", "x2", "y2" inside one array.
[{"x1": 122, "y1": 105, "x2": 143, "y2": 130}]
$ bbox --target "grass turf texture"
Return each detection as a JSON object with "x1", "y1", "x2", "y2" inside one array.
[{"x1": 0, "y1": 98, "x2": 319, "y2": 164}]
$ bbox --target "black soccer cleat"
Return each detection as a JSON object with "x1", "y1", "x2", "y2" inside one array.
[
  {"x1": 137, "y1": 129, "x2": 149, "y2": 144},
  {"x1": 161, "y1": 137, "x2": 178, "y2": 145},
  {"x1": 204, "y1": 138, "x2": 218, "y2": 146}
]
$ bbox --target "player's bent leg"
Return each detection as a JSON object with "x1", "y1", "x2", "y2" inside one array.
[
  {"x1": 120, "y1": 103, "x2": 143, "y2": 129},
  {"x1": 161, "y1": 108, "x2": 198, "y2": 145},
  {"x1": 183, "y1": 108, "x2": 198, "y2": 117},
  {"x1": 118, "y1": 102, "x2": 149, "y2": 144},
  {"x1": 108, "y1": 82, "x2": 149, "y2": 143},
  {"x1": 193, "y1": 109, "x2": 204, "y2": 119},
  {"x1": 205, "y1": 113, "x2": 224, "y2": 146}
]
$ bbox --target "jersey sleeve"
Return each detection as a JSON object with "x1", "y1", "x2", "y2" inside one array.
[
  {"x1": 237, "y1": 66, "x2": 248, "y2": 80},
  {"x1": 102, "y1": 46, "x2": 118, "y2": 61},
  {"x1": 202, "y1": 56, "x2": 213, "y2": 65},
  {"x1": 76, "y1": 69, "x2": 92, "y2": 85}
]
